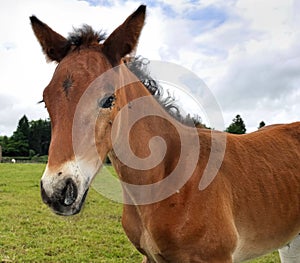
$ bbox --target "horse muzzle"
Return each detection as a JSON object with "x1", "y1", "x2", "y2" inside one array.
[{"x1": 40, "y1": 178, "x2": 89, "y2": 216}]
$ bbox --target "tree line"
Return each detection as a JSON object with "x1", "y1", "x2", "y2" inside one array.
[
  {"x1": 0, "y1": 115, "x2": 50, "y2": 158},
  {"x1": 225, "y1": 114, "x2": 265, "y2": 134},
  {"x1": 0, "y1": 114, "x2": 265, "y2": 158}
]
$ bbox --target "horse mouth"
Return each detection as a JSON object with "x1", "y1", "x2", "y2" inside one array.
[{"x1": 50, "y1": 188, "x2": 89, "y2": 216}]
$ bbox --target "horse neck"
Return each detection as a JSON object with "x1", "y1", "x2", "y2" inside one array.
[
  {"x1": 109, "y1": 68, "x2": 214, "y2": 206},
  {"x1": 110, "y1": 73, "x2": 184, "y2": 186}
]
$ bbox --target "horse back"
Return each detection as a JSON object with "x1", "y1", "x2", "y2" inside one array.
[{"x1": 223, "y1": 122, "x2": 300, "y2": 260}]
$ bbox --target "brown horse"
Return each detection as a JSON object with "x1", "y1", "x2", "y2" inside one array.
[{"x1": 30, "y1": 5, "x2": 300, "y2": 263}]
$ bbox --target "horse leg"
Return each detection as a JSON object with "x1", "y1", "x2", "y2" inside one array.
[
  {"x1": 278, "y1": 234, "x2": 300, "y2": 263},
  {"x1": 141, "y1": 256, "x2": 233, "y2": 263},
  {"x1": 141, "y1": 256, "x2": 158, "y2": 263}
]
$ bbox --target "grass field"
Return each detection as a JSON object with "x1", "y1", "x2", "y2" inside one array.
[{"x1": 0, "y1": 163, "x2": 280, "y2": 262}]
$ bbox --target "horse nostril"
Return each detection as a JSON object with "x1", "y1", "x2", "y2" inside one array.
[
  {"x1": 60, "y1": 179, "x2": 78, "y2": 206},
  {"x1": 40, "y1": 181, "x2": 51, "y2": 205}
]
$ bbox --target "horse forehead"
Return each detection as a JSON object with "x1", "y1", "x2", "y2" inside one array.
[
  {"x1": 59, "y1": 48, "x2": 108, "y2": 73},
  {"x1": 43, "y1": 49, "x2": 112, "y2": 113},
  {"x1": 46, "y1": 49, "x2": 110, "y2": 94}
]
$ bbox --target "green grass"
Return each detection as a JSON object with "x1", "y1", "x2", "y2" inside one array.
[{"x1": 0, "y1": 163, "x2": 280, "y2": 262}]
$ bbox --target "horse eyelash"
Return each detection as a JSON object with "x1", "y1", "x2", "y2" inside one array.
[{"x1": 38, "y1": 99, "x2": 47, "y2": 108}]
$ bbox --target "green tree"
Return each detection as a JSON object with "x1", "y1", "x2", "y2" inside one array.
[
  {"x1": 10, "y1": 115, "x2": 30, "y2": 156},
  {"x1": 29, "y1": 119, "x2": 51, "y2": 156},
  {"x1": 0, "y1": 136, "x2": 9, "y2": 155},
  {"x1": 0, "y1": 136, "x2": 4, "y2": 147},
  {"x1": 258, "y1": 121, "x2": 266, "y2": 129},
  {"x1": 0, "y1": 116, "x2": 51, "y2": 157},
  {"x1": 226, "y1": 114, "x2": 246, "y2": 134}
]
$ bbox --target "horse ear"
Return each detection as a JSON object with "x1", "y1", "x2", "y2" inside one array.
[
  {"x1": 103, "y1": 5, "x2": 146, "y2": 66},
  {"x1": 30, "y1": 16, "x2": 71, "y2": 62}
]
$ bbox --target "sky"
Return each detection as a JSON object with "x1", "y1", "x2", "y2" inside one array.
[{"x1": 0, "y1": 0, "x2": 299, "y2": 135}]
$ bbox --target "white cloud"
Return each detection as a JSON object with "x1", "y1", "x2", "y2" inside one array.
[{"x1": 209, "y1": 0, "x2": 300, "y2": 131}]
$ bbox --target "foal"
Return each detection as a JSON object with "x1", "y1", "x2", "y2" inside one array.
[{"x1": 31, "y1": 5, "x2": 300, "y2": 263}]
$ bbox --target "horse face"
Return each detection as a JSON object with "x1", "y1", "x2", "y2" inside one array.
[
  {"x1": 40, "y1": 49, "x2": 115, "y2": 215},
  {"x1": 31, "y1": 6, "x2": 146, "y2": 215}
]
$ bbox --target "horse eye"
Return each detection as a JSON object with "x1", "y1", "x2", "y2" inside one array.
[{"x1": 98, "y1": 94, "x2": 115, "y2": 108}]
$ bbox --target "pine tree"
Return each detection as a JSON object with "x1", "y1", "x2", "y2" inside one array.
[
  {"x1": 258, "y1": 121, "x2": 266, "y2": 129},
  {"x1": 29, "y1": 119, "x2": 51, "y2": 156},
  {"x1": 10, "y1": 115, "x2": 30, "y2": 156},
  {"x1": 1, "y1": 116, "x2": 51, "y2": 157},
  {"x1": 226, "y1": 114, "x2": 246, "y2": 134}
]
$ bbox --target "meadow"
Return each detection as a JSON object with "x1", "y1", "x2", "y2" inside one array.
[{"x1": 0, "y1": 163, "x2": 280, "y2": 262}]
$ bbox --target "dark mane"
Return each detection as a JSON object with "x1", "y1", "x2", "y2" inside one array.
[
  {"x1": 68, "y1": 25, "x2": 106, "y2": 47},
  {"x1": 126, "y1": 57, "x2": 204, "y2": 127},
  {"x1": 67, "y1": 26, "x2": 203, "y2": 127}
]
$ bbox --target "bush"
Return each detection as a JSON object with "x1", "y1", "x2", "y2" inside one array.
[
  {"x1": 31, "y1": 155, "x2": 48, "y2": 163},
  {"x1": 1, "y1": 155, "x2": 48, "y2": 163},
  {"x1": 1, "y1": 156, "x2": 31, "y2": 163}
]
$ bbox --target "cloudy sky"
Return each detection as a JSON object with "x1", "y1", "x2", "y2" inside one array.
[{"x1": 0, "y1": 0, "x2": 299, "y2": 135}]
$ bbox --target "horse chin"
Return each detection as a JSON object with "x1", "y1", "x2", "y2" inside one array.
[{"x1": 52, "y1": 188, "x2": 89, "y2": 216}]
